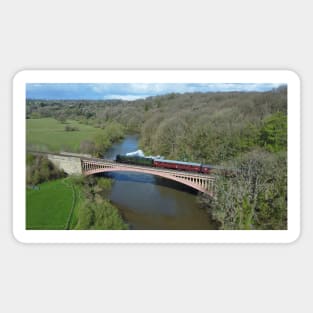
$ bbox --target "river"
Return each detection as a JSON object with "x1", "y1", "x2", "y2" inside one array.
[{"x1": 102, "y1": 135, "x2": 217, "y2": 230}]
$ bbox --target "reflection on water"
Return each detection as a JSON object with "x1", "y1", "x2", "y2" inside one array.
[{"x1": 102, "y1": 135, "x2": 217, "y2": 230}]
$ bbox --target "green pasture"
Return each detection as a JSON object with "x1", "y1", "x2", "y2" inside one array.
[
  {"x1": 26, "y1": 178, "x2": 79, "y2": 230},
  {"x1": 26, "y1": 118, "x2": 102, "y2": 152}
]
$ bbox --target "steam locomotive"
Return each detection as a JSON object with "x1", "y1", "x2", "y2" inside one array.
[{"x1": 115, "y1": 154, "x2": 221, "y2": 174}]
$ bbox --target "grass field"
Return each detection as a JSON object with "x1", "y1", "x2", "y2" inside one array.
[
  {"x1": 26, "y1": 118, "x2": 102, "y2": 152},
  {"x1": 26, "y1": 178, "x2": 81, "y2": 230}
]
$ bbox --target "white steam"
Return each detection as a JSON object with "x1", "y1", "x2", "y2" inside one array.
[
  {"x1": 126, "y1": 150, "x2": 164, "y2": 159},
  {"x1": 126, "y1": 150, "x2": 145, "y2": 157}
]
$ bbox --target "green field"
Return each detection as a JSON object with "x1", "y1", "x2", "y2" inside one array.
[
  {"x1": 27, "y1": 118, "x2": 102, "y2": 152},
  {"x1": 26, "y1": 178, "x2": 80, "y2": 230}
]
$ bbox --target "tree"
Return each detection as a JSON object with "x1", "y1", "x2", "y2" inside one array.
[
  {"x1": 93, "y1": 133, "x2": 111, "y2": 157},
  {"x1": 65, "y1": 125, "x2": 79, "y2": 131},
  {"x1": 200, "y1": 150, "x2": 287, "y2": 230},
  {"x1": 26, "y1": 154, "x2": 66, "y2": 185},
  {"x1": 55, "y1": 113, "x2": 66, "y2": 123},
  {"x1": 72, "y1": 176, "x2": 127, "y2": 230},
  {"x1": 259, "y1": 112, "x2": 287, "y2": 152},
  {"x1": 153, "y1": 117, "x2": 188, "y2": 158}
]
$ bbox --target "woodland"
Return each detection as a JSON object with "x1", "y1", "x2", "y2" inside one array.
[{"x1": 26, "y1": 86, "x2": 287, "y2": 230}]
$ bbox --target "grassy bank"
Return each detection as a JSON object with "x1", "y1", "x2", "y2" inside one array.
[{"x1": 26, "y1": 118, "x2": 103, "y2": 152}]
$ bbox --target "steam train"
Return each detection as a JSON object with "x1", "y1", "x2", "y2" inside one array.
[{"x1": 115, "y1": 154, "x2": 221, "y2": 174}]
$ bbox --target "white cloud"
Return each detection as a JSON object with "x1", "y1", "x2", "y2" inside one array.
[
  {"x1": 89, "y1": 83, "x2": 283, "y2": 97},
  {"x1": 103, "y1": 94, "x2": 150, "y2": 101}
]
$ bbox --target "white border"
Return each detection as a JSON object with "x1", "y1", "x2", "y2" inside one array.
[{"x1": 13, "y1": 70, "x2": 300, "y2": 243}]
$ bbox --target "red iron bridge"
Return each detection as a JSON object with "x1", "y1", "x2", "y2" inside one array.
[{"x1": 29, "y1": 151, "x2": 216, "y2": 196}]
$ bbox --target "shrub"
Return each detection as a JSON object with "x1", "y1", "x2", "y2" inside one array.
[
  {"x1": 65, "y1": 125, "x2": 79, "y2": 131},
  {"x1": 26, "y1": 154, "x2": 66, "y2": 185}
]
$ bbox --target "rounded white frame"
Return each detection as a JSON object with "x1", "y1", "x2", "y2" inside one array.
[{"x1": 13, "y1": 70, "x2": 300, "y2": 243}]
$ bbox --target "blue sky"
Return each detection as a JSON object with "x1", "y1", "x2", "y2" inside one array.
[{"x1": 26, "y1": 83, "x2": 283, "y2": 100}]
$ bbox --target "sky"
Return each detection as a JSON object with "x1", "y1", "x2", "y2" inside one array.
[{"x1": 26, "y1": 83, "x2": 283, "y2": 100}]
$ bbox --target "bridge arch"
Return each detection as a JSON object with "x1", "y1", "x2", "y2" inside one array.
[{"x1": 82, "y1": 161, "x2": 215, "y2": 197}]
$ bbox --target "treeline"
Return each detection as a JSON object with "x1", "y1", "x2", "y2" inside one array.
[
  {"x1": 26, "y1": 154, "x2": 66, "y2": 185},
  {"x1": 138, "y1": 88, "x2": 287, "y2": 163},
  {"x1": 70, "y1": 175, "x2": 128, "y2": 230},
  {"x1": 26, "y1": 98, "x2": 143, "y2": 133}
]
